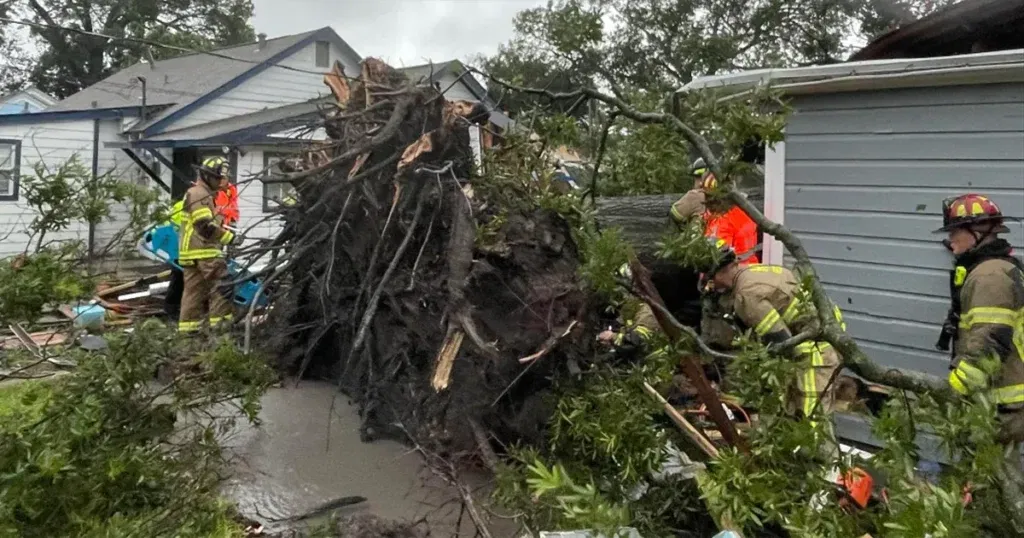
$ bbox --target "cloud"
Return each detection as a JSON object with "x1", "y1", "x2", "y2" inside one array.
[{"x1": 251, "y1": 0, "x2": 545, "y2": 65}]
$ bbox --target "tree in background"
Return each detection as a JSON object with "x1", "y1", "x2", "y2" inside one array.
[
  {"x1": 18, "y1": 0, "x2": 256, "y2": 98},
  {"x1": 484, "y1": 0, "x2": 957, "y2": 100}
]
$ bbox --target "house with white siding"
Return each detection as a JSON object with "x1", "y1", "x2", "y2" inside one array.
[
  {"x1": 0, "y1": 27, "x2": 504, "y2": 259},
  {"x1": 0, "y1": 87, "x2": 56, "y2": 115}
]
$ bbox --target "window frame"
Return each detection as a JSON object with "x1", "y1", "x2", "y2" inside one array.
[
  {"x1": 261, "y1": 151, "x2": 296, "y2": 213},
  {"x1": 314, "y1": 40, "x2": 330, "y2": 68},
  {"x1": 0, "y1": 139, "x2": 22, "y2": 202}
]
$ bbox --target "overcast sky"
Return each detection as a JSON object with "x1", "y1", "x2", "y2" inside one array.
[{"x1": 251, "y1": 0, "x2": 545, "y2": 67}]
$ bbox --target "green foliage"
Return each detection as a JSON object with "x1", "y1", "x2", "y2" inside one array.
[
  {"x1": 0, "y1": 321, "x2": 274, "y2": 537},
  {"x1": 579, "y1": 226, "x2": 631, "y2": 299},
  {"x1": 657, "y1": 218, "x2": 718, "y2": 272},
  {"x1": 0, "y1": 243, "x2": 93, "y2": 324},
  {"x1": 24, "y1": 0, "x2": 256, "y2": 98},
  {"x1": 699, "y1": 329, "x2": 1016, "y2": 537},
  {"x1": 494, "y1": 349, "x2": 712, "y2": 536},
  {"x1": 599, "y1": 121, "x2": 691, "y2": 196}
]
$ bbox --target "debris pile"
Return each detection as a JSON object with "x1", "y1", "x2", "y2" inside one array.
[{"x1": 259, "y1": 59, "x2": 598, "y2": 450}]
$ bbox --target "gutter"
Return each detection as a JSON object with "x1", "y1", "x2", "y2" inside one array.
[
  {"x1": 679, "y1": 49, "x2": 1024, "y2": 95},
  {"x1": 705, "y1": 61, "x2": 1024, "y2": 102}
]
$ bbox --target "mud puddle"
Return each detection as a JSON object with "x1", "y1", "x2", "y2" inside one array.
[{"x1": 220, "y1": 381, "x2": 517, "y2": 537}]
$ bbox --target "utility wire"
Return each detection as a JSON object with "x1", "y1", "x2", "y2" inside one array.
[{"x1": 0, "y1": 16, "x2": 359, "y2": 80}]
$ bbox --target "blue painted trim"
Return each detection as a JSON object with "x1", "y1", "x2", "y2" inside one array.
[
  {"x1": 0, "y1": 107, "x2": 138, "y2": 126},
  {"x1": 142, "y1": 27, "x2": 361, "y2": 136},
  {"x1": 0, "y1": 138, "x2": 21, "y2": 201}
]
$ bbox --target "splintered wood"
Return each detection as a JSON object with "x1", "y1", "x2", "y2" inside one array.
[
  {"x1": 323, "y1": 61, "x2": 350, "y2": 106},
  {"x1": 431, "y1": 329, "x2": 464, "y2": 391},
  {"x1": 397, "y1": 99, "x2": 491, "y2": 171}
]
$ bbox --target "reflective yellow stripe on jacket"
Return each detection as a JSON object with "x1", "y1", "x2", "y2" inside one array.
[
  {"x1": 948, "y1": 305, "x2": 1024, "y2": 405},
  {"x1": 780, "y1": 292, "x2": 847, "y2": 331},
  {"x1": 179, "y1": 206, "x2": 224, "y2": 261}
]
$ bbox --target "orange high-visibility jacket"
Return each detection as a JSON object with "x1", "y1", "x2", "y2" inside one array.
[
  {"x1": 215, "y1": 184, "x2": 239, "y2": 226},
  {"x1": 706, "y1": 206, "x2": 759, "y2": 264}
]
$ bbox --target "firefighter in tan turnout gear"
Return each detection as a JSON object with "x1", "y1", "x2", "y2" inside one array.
[
  {"x1": 936, "y1": 194, "x2": 1024, "y2": 446},
  {"x1": 703, "y1": 240, "x2": 845, "y2": 423},
  {"x1": 178, "y1": 156, "x2": 237, "y2": 332}
]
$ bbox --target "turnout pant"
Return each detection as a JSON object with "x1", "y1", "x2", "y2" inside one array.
[
  {"x1": 789, "y1": 342, "x2": 841, "y2": 423},
  {"x1": 179, "y1": 258, "x2": 233, "y2": 332},
  {"x1": 164, "y1": 264, "x2": 184, "y2": 319}
]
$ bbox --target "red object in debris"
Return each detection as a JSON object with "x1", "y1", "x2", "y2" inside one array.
[{"x1": 838, "y1": 467, "x2": 873, "y2": 509}]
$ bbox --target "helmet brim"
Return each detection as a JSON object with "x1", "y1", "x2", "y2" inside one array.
[{"x1": 933, "y1": 218, "x2": 1015, "y2": 234}]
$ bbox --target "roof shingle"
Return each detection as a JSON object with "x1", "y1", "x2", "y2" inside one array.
[{"x1": 49, "y1": 29, "x2": 320, "y2": 113}]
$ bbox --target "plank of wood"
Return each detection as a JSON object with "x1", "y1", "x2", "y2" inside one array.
[
  {"x1": 96, "y1": 270, "x2": 171, "y2": 298},
  {"x1": 1, "y1": 329, "x2": 69, "y2": 350},
  {"x1": 644, "y1": 382, "x2": 719, "y2": 458}
]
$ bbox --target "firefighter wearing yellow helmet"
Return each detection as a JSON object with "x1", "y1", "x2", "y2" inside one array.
[
  {"x1": 703, "y1": 238, "x2": 845, "y2": 427},
  {"x1": 936, "y1": 194, "x2": 1024, "y2": 446},
  {"x1": 178, "y1": 156, "x2": 237, "y2": 332}
]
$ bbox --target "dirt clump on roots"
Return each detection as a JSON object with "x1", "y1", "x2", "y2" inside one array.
[{"x1": 255, "y1": 58, "x2": 600, "y2": 455}]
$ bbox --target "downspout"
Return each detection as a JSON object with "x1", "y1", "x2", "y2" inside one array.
[
  {"x1": 137, "y1": 76, "x2": 147, "y2": 122},
  {"x1": 89, "y1": 112, "x2": 100, "y2": 259}
]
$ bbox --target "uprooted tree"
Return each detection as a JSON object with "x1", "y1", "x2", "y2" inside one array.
[{"x1": 248, "y1": 57, "x2": 1023, "y2": 537}]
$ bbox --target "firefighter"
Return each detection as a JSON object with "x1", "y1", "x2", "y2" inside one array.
[
  {"x1": 936, "y1": 194, "x2": 1024, "y2": 447},
  {"x1": 671, "y1": 157, "x2": 760, "y2": 265},
  {"x1": 703, "y1": 239, "x2": 845, "y2": 424},
  {"x1": 178, "y1": 156, "x2": 237, "y2": 332},
  {"x1": 215, "y1": 182, "x2": 240, "y2": 227},
  {"x1": 164, "y1": 195, "x2": 187, "y2": 320},
  {"x1": 597, "y1": 264, "x2": 659, "y2": 358}
]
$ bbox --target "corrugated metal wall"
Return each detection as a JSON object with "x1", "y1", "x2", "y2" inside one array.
[{"x1": 784, "y1": 82, "x2": 1024, "y2": 379}]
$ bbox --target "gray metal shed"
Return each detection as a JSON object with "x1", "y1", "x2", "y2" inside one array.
[{"x1": 683, "y1": 49, "x2": 1024, "y2": 393}]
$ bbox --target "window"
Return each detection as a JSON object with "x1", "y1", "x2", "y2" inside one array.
[
  {"x1": 0, "y1": 140, "x2": 21, "y2": 201},
  {"x1": 315, "y1": 40, "x2": 330, "y2": 68},
  {"x1": 262, "y1": 152, "x2": 296, "y2": 212}
]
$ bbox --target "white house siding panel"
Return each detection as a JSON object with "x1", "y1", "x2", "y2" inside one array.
[
  {"x1": 234, "y1": 148, "x2": 284, "y2": 241},
  {"x1": 166, "y1": 42, "x2": 360, "y2": 132},
  {"x1": 436, "y1": 73, "x2": 480, "y2": 102},
  {"x1": 783, "y1": 82, "x2": 1024, "y2": 379},
  {"x1": 0, "y1": 119, "x2": 98, "y2": 257}
]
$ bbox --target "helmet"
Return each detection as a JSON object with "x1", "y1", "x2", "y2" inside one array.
[
  {"x1": 196, "y1": 156, "x2": 230, "y2": 184},
  {"x1": 705, "y1": 238, "x2": 738, "y2": 278},
  {"x1": 934, "y1": 194, "x2": 1010, "y2": 234},
  {"x1": 691, "y1": 157, "x2": 708, "y2": 178}
]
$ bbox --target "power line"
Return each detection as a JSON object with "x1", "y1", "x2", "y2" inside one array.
[{"x1": 0, "y1": 17, "x2": 359, "y2": 80}]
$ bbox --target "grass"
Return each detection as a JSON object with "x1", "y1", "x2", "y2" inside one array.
[{"x1": 0, "y1": 378, "x2": 249, "y2": 538}]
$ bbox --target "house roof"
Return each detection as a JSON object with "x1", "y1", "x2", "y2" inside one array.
[
  {"x1": 851, "y1": 0, "x2": 1024, "y2": 61},
  {"x1": 397, "y1": 61, "x2": 512, "y2": 128},
  {"x1": 0, "y1": 86, "x2": 57, "y2": 108},
  {"x1": 108, "y1": 98, "x2": 330, "y2": 148},
  {"x1": 48, "y1": 27, "x2": 361, "y2": 136},
  {"x1": 680, "y1": 49, "x2": 1024, "y2": 97}
]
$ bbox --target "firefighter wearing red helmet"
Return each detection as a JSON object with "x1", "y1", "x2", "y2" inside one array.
[{"x1": 936, "y1": 194, "x2": 1024, "y2": 446}]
